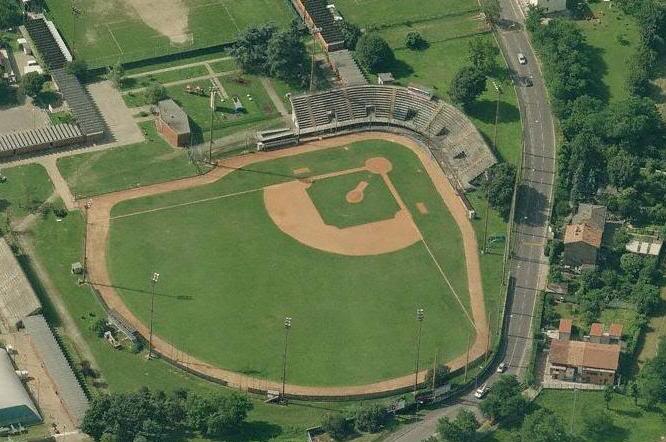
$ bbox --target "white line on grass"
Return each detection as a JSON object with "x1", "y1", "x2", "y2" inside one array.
[
  {"x1": 218, "y1": 0, "x2": 240, "y2": 32},
  {"x1": 420, "y1": 238, "x2": 476, "y2": 328},
  {"x1": 106, "y1": 24, "x2": 124, "y2": 54},
  {"x1": 110, "y1": 187, "x2": 264, "y2": 220}
]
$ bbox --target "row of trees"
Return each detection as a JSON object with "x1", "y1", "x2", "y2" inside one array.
[
  {"x1": 320, "y1": 404, "x2": 391, "y2": 439},
  {"x1": 0, "y1": 0, "x2": 23, "y2": 30},
  {"x1": 81, "y1": 388, "x2": 253, "y2": 441},
  {"x1": 449, "y1": 37, "x2": 499, "y2": 109}
]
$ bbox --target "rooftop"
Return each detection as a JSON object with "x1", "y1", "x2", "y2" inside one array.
[
  {"x1": 550, "y1": 339, "x2": 620, "y2": 371},
  {"x1": 559, "y1": 318, "x2": 572, "y2": 334},
  {"x1": 590, "y1": 322, "x2": 603, "y2": 337},
  {"x1": 158, "y1": 99, "x2": 190, "y2": 135},
  {"x1": 572, "y1": 204, "x2": 607, "y2": 231},
  {"x1": 564, "y1": 223, "x2": 603, "y2": 248},
  {"x1": 608, "y1": 323, "x2": 623, "y2": 337}
]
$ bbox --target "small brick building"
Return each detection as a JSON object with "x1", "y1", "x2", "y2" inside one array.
[{"x1": 156, "y1": 99, "x2": 191, "y2": 147}]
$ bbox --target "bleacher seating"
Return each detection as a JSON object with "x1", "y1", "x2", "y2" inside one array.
[{"x1": 288, "y1": 85, "x2": 497, "y2": 188}]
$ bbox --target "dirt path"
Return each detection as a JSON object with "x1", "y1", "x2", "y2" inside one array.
[
  {"x1": 84, "y1": 132, "x2": 488, "y2": 398},
  {"x1": 260, "y1": 77, "x2": 291, "y2": 120},
  {"x1": 41, "y1": 156, "x2": 76, "y2": 210}
]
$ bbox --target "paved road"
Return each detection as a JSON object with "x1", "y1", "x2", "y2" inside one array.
[{"x1": 384, "y1": 0, "x2": 556, "y2": 440}]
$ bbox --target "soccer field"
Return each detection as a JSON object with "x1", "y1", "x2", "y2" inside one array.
[
  {"x1": 103, "y1": 139, "x2": 481, "y2": 387},
  {"x1": 46, "y1": 0, "x2": 294, "y2": 67}
]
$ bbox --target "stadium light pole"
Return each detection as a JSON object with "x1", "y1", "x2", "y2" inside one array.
[
  {"x1": 208, "y1": 87, "x2": 219, "y2": 165},
  {"x1": 413, "y1": 308, "x2": 425, "y2": 396},
  {"x1": 147, "y1": 272, "x2": 160, "y2": 360},
  {"x1": 82, "y1": 199, "x2": 92, "y2": 283},
  {"x1": 281, "y1": 316, "x2": 292, "y2": 403}
]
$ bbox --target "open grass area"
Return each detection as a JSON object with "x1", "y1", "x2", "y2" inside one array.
[
  {"x1": 491, "y1": 389, "x2": 666, "y2": 442},
  {"x1": 575, "y1": 2, "x2": 641, "y2": 103},
  {"x1": 107, "y1": 140, "x2": 476, "y2": 386},
  {"x1": 637, "y1": 287, "x2": 666, "y2": 364},
  {"x1": 45, "y1": 0, "x2": 293, "y2": 68},
  {"x1": 307, "y1": 171, "x2": 400, "y2": 228},
  {"x1": 208, "y1": 58, "x2": 239, "y2": 74},
  {"x1": 0, "y1": 163, "x2": 53, "y2": 227},
  {"x1": 56, "y1": 122, "x2": 202, "y2": 198},
  {"x1": 120, "y1": 65, "x2": 210, "y2": 91},
  {"x1": 335, "y1": 0, "x2": 476, "y2": 28}
]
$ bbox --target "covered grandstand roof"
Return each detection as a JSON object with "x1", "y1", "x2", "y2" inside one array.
[
  {"x1": 0, "y1": 238, "x2": 41, "y2": 329},
  {"x1": 328, "y1": 50, "x2": 367, "y2": 86},
  {"x1": 0, "y1": 348, "x2": 41, "y2": 427},
  {"x1": 298, "y1": 0, "x2": 345, "y2": 48},
  {"x1": 22, "y1": 315, "x2": 89, "y2": 424},
  {"x1": 0, "y1": 124, "x2": 83, "y2": 155}
]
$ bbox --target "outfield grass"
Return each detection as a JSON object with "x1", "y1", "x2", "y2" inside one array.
[
  {"x1": 45, "y1": 0, "x2": 293, "y2": 68},
  {"x1": 575, "y1": 2, "x2": 641, "y2": 103},
  {"x1": 208, "y1": 58, "x2": 239, "y2": 74},
  {"x1": 0, "y1": 163, "x2": 53, "y2": 226},
  {"x1": 334, "y1": 0, "x2": 476, "y2": 28},
  {"x1": 107, "y1": 140, "x2": 476, "y2": 386},
  {"x1": 307, "y1": 171, "x2": 400, "y2": 228},
  {"x1": 56, "y1": 122, "x2": 202, "y2": 198},
  {"x1": 491, "y1": 390, "x2": 666, "y2": 442}
]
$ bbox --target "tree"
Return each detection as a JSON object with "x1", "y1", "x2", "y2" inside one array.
[
  {"x1": 519, "y1": 409, "x2": 570, "y2": 442},
  {"x1": 479, "y1": 375, "x2": 528, "y2": 423},
  {"x1": 603, "y1": 385, "x2": 614, "y2": 409},
  {"x1": 66, "y1": 59, "x2": 89, "y2": 81},
  {"x1": 321, "y1": 413, "x2": 352, "y2": 440},
  {"x1": 19, "y1": 71, "x2": 46, "y2": 98},
  {"x1": 480, "y1": 0, "x2": 501, "y2": 25},
  {"x1": 349, "y1": 404, "x2": 387, "y2": 433},
  {"x1": 339, "y1": 21, "x2": 362, "y2": 50},
  {"x1": 266, "y1": 29, "x2": 308, "y2": 84},
  {"x1": 449, "y1": 66, "x2": 486, "y2": 109},
  {"x1": 631, "y1": 282, "x2": 661, "y2": 315},
  {"x1": 581, "y1": 409, "x2": 614, "y2": 441},
  {"x1": 485, "y1": 162, "x2": 517, "y2": 219},
  {"x1": 405, "y1": 31, "x2": 427, "y2": 50},
  {"x1": 355, "y1": 33, "x2": 394, "y2": 73},
  {"x1": 603, "y1": 96, "x2": 664, "y2": 152},
  {"x1": 436, "y1": 409, "x2": 479, "y2": 442},
  {"x1": 606, "y1": 147, "x2": 640, "y2": 188},
  {"x1": 109, "y1": 63, "x2": 125, "y2": 88},
  {"x1": 468, "y1": 37, "x2": 499, "y2": 76},
  {"x1": 0, "y1": 77, "x2": 13, "y2": 105},
  {"x1": 186, "y1": 392, "x2": 253, "y2": 437},
  {"x1": 144, "y1": 83, "x2": 167, "y2": 105},
  {"x1": 0, "y1": 0, "x2": 23, "y2": 30},
  {"x1": 628, "y1": 380, "x2": 640, "y2": 405},
  {"x1": 231, "y1": 23, "x2": 278, "y2": 74}
]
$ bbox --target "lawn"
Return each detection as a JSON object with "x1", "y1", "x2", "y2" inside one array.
[
  {"x1": 45, "y1": 0, "x2": 294, "y2": 68},
  {"x1": 107, "y1": 140, "x2": 477, "y2": 386},
  {"x1": 334, "y1": 0, "x2": 477, "y2": 28},
  {"x1": 56, "y1": 122, "x2": 202, "y2": 198},
  {"x1": 490, "y1": 390, "x2": 666, "y2": 442},
  {"x1": 0, "y1": 163, "x2": 53, "y2": 226},
  {"x1": 575, "y1": 2, "x2": 641, "y2": 103},
  {"x1": 307, "y1": 171, "x2": 400, "y2": 228},
  {"x1": 120, "y1": 65, "x2": 210, "y2": 91},
  {"x1": 208, "y1": 58, "x2": 238, "y2": 74}
]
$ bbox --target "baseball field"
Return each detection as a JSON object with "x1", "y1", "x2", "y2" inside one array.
[
  {"x1": 45, "y1": 0, "x2": 294, "y2": 67},
  {"x1": 86, "y1": 134, "x2": 488, "y2": 392}
]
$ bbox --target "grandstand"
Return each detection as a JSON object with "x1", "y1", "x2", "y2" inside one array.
[
  {"x1": 291, "y1": 0, "x2": 345, "y2": 51},
  {"x1": 0, "y1": 238, "x2": 42, "y2": 330},
  {"x1": 259, "y1": 85, "x2": 496, "y2": 188}
]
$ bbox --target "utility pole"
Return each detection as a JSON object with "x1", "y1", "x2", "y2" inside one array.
[
  {"x1": 309, "y1": 27, "x2": 321, "y2": 92},
  {"x1": 147, "y1": 272, "x2": 160, "y2": 359},
  {"x1": 413, "y1": 308, "x2": 425, "y2": 395},
  {"x1": 82, "y1": 199, "x2": 92, "y2": 283},
  {"x1": 432, "y1": 351, "x2": 438, "y2": 391},
  {"x1": 281, "y1": 316, "x2": 292, "y2": 403},
  {"x1": 208, "y1": 87, "x2": 218, "y2": 164}
]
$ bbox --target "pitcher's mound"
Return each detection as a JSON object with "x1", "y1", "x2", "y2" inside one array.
[{"x1": 346, "y1": 181, "x2": 369, "y2": 204}]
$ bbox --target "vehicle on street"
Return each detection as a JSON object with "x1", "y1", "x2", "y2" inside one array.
[
  {"x1": 474, "y1": 383, "x2": 490, "y2": 399},
  {"x1": 496, "y1": 362, "x2": 507, "y2": 373},
  {"x1": 518, "y1": 53, "x2": 527, "y2": 64}
]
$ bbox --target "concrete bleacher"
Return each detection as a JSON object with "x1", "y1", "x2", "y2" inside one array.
[
  {"x1": 0, "y1": 238, "x2": 42, "y2": 330},
  {"x1": 288, "y1": 84, "x2": 496, "y2": 188}
]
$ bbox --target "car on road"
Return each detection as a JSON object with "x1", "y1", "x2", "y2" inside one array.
[
  {"x1": 518, "y1": 53, "x2": 527, "y2": 65},
  {"x1": 496, "y1": 362, "x2": 507, "y2": 373},
  {"x1": 474, "y1": 383, "x2": 490, "y2": 399},
  {"x1": 522, "y1": 76, "x2": 533, "y2": 87}
]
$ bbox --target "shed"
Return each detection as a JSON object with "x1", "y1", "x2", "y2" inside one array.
[
  {"x1": 0, "y1": 348, "x2": 41, "y2": 427},
  {"x1": 377, "y1": 73, "x2": 395, "y2": 85},
  {"x1": 156, "y1": 99, "x2": 191, "y2": 147}
]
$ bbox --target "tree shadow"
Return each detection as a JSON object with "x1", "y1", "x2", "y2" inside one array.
[
  {"x1": 210, "y1": 421, "x2": 282, "y2": 442},
  {"x1": 382, "y1": 58, "x2": 414, "y2": 80},
  {"x1": 514, "y1": 184, "x2": 548, "y2": 227},
  {"x1": 467, "y1": 98, "x2": 520, "y2": 125}
]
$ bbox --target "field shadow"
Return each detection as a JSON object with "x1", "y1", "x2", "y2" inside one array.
[
  {"x1": 90, "y1": 282, "x2": 194, "y2": 301},
  {"x1": 467, "y1": 98, "x2": 520, "y2": 125},
  {"x1": 15, "y1": 250, "x2": 63, "y2": 328}
]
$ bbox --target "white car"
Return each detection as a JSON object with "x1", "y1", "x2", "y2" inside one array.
[
  {"x1": 518, "y1": 53, "x2": 527, "y2": 65},
  {"x1": 496, "y1": 362, "x2": 507, "y2": 373},
  {"x1": 474, "y1": 383, "x2": 490, "y2": 399}
]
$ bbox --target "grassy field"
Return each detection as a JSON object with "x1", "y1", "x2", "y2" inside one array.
[
  {"x1": 575, "y1": 2, "x2": 641, "y2": 103},
  {"x1": 307, "y1": 171, "x2": 400, "y2": 228},
  {"x1": 120, "y1": 65, "x2": 210, "y2": 91},
  {"x1": 45, "y1": 0, "x2": 293, "y2": 68},
  {"x1": 107, "y1": 140, "x2": 476, "y2": 386},
  {"x1": 56, "y1": 122, "x2": 202, "y2": 198},
  {"x1": 491, "y1": 390, "x2": 666, "y2": 442},
  {"x1": 0, "y1": 163, "x2": 54, "y2": 227}
]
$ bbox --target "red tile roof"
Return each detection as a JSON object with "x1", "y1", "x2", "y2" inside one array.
[
  {"x1": 590, "y1": 323, "x2": 603, "y2": 337},
  {"x1": 550, "y1": 340, "x2": 620, "y2": 371},
  {"x1": 559, "y1": 319, "x2": 572, "y2": 334},
  {"x1": 564, "y1": 223, "x2": 603, "y2": 248},
  {"x1": 609, "y1": 323, "x2": 623, "y2": 337}
]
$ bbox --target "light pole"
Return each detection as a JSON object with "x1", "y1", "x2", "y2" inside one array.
[
  {"x1": 281, "y1": 316, "x2": 292, "y2": 403},
  {"x1": 413, "y1": 308, "x2": 425, "y2": 395},
  {"x1": 208, "y1": 87, "x2": 219, "y2": 165},
  {"x1": 147, "y1": 272, "x2": 160, "y2": 359}
]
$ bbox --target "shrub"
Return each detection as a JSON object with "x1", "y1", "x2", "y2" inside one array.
[{"x1": 405, "y1": 31, "x2": 427, "y2": 50}]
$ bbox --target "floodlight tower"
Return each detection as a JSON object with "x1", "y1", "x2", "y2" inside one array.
[
  {"x1": 281, "y1": 316, "x2": 292, "y2": 403},
  {"x1": 147, "y1": 272, "x2": 160, "y2": 359},
  {"x1": 414, "y1": 308, "x2": 425, "y2": 395}
]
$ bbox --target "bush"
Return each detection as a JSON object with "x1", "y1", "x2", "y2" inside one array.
[
  {"x1": 448, "y1": 65, "x2": 486, "y2": 109},
  {"x1": 19, "y1": 71, "x2": 46, "y2": 98},
  {"x1": 144, "y1": 83, "x2": 167, "y2": 105},
  {"x1": 66, "y1": 59, "x2": 89, "y2": 82},
  {"x1": 405, "y1": 31, "x2": 427, "y2": 50},
  {"x1": 349, "y1": 404, "x2": 387, "y2": 433},
  {"x1": 321, "y1": 413, "x2": 352, "y2": 440}
]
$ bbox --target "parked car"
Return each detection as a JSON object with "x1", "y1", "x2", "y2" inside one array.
[
  {"x1": 496, "y1": 362, "x2": 507, "y2": 373},
  {"x1": 523, "y1": 76, "x2": 533, "y2": 87},
  {"x1": 474, "y1": 383, "x2": 490, "y2": 399},
  {"x1": 518, "y1": 53, "x2": 527, "y2": 65}
]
